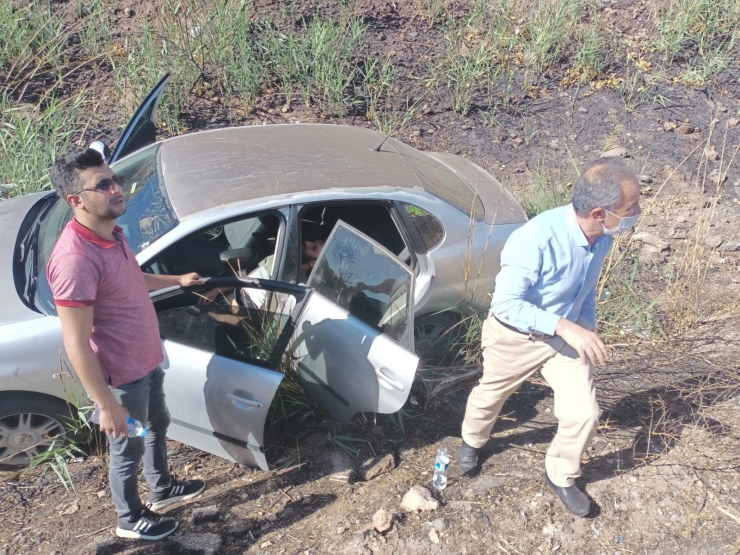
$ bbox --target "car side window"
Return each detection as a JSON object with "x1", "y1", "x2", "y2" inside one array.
[
  {"x1": 308, "y1": 223, "x2": 414, "y2": 345},
  {"x1": 146, "y1": 213, "x2": 281, "y2": 278},
  {"x1": 402, "y1": 203, "x2": 445, "y2": 251},
  {"x1": 155, "y1": 286, "x2": 296, "y2": 368}
]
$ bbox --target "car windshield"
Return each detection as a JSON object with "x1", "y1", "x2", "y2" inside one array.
[{"x1": 35, "y1": 144, "x2": 178, "y2": 313}]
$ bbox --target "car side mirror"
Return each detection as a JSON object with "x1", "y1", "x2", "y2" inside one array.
[{"x1": 220, "y1": 247, "x2": 259, "y2": 274}]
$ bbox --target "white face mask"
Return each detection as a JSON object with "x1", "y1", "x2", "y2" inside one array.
[{"x1": 601, "y1": 210, "x2": 639, "y2": 235}]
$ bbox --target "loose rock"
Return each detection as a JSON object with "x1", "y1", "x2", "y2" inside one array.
[
  {"x1": 633, "y1": 232, "x2": 670, "y2": 251},
  {"x1": 663, "y1": 121, "x2": 676, "y2": 132},
  {"x1": 227, "y1": 518, "x2": 254, "y2": 535},
  {"x1": 281, "y1": 104, "x2": 291, "y2": 113},
  {"x1": 429, "y1": 529, "x2": 440, "y2": 544},
  {"x1": 577, "y1": 106, "x2": 588, "y2": 113},
  {"x1": 708, "y1": 168, "x2": 727, "y2": 185},
  {"x1": 168, "y1": 533, "x2": 222, "y2": 555},
  {"x1": 192, "y1": 505, "x2": 220, "y2": 524},
  {"x1": 601, "y1": 147, "x2": 627, "y2": 158},
  {"x1": 719, "y1": 242, "x2": 740, "y2": 252},
  {"x1": 704, "y1": 235, "x2": 723, "y2": 249},
  {"x1": 512, "y1": 137, "x2": 524, "y2": 146},
  {"x1": 704, "y1": 146, "x2": 719, "y2": 161},
  {"x1": 432, "y1": 517, "x2": 450, "y2": 532},
  {"x1": 729, "y1": 118, "x2": 739, "y2": 127},
  {"x1": 373, "y1": 508, "x2": 394, "y2": 533},
  {"x1": 639, "y1": 175, "x2": 653, "y2": 184},
  {"x1": 677, "y1": 123, "x2": 695, "y2": 135},
  {"x1": 548, "y1": 139, "x2": 560, "y2": 150},
  {"x1": 401, "y1": 485, "x2": 439, "y2": 512},
  {"x1": 360, "y1": 453, "x2": 396, "y2": 481}
]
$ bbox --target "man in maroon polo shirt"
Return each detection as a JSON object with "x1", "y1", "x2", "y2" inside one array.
[{"x1": 47, "y1": 148, "x2": 205, "y2": 540}]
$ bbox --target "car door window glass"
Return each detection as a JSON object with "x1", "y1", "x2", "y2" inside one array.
[
  {"x1": 156, "y1": 286, "x2": 296, "y2": 368},
  {"x1": 148, "y1": 213, "x2": 280, "y2": 279},
  {"x1": 402, "y1": 203, "x2": 445, "y2": 251},
  {"x1": 308, "y1": 222, "x2": 414, "y2": 345}
]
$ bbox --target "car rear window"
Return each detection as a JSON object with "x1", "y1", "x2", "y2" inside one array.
[{"x1": 389, "y1": 138, "x2": 484, "y2": 221}]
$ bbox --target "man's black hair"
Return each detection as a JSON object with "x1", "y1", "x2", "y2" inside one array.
[{"x1": 48, "y1": 148, "x2": 104, "y2": 198}]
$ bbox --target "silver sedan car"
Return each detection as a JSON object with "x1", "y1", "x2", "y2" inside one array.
[{"x1": 0, "y1": 76, "x2": 526, "y2": 470}]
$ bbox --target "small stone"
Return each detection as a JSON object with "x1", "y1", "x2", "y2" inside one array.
[
  {"x1": 704, "y1": 235, "x2": 723, "y2": 249},
  {"x1": 704, "y1": 146, "x2": 719, "y2": 161},
  {"x1": 633, "y1": 232, "x2": 670, "y2": 251},
  {"x1": 373, "y1": 508, "x2": 394, "y2": 533},
  {"x1": 336, "y1": 526, "x2": 346, "y2": 535},
  {"x1": 281, "y1": 104, "x2": 291, "y2": 113},
  {"x1": 429, "y1": 529, "x2": 440, "y2": 544},
  {"x1": 639, "y1": 175, "x2": 653, "y2": 184},
  {"x1": 601, "y1": 147, "x2": 627, "y2": 158},
  {"x1": 192, "y1": 505, "x2": 220, "y2": 524},
  {"x1": 548, "y1": 139, "x2": 560, "y2": 150},
  {"x1": 401, "y1": 485, "x2": 439, "y2": 512},
  {"x1": 96, "y1": 490, "x2": 107, "y2": 499},
  {"x1": 168, "y1": 533, "x2": 222, "y2": 555},
  {"x1": 260, "y1": 541, "x2": 274, "y2": 548},
  {"x1": 578, "y1": 106, "x2": 588, "y2": 113},
  {"x1": 512, "y1": 137, "x2": 524, "y2": 146},
  {"x1": 663, "y1": 121, "x2": 676, "y2": 132},
  {"x1": 708, "y1": 168, "x2": 727, "y2": 185},
  {"x1": 266, "y1": 513, "x2": 279, "y2": 522},
  {"x1": 227, "y1": 518, "x2": 255, "y2": 535},
  {"x1": 729, "y1": 118, "x2": 739, "y2": 127},
  {"x1": 407, "y1": 31, "x2": 418, "y2": 39},
  {"x1": 59, "y1": 501, "x2": 79, "y2": 516},
  {"x1": 432, "y1": 517, "x2": 449, "y2": 532},
  {"x1": 719, "y1": 242, "x2": 740, "y2": 252},
  {"x1": 360, "y1": 453, "x2": 396, "y2": 481},
  {"x1": 677, "y1": 123, "x2": 695, "y2": 135}
]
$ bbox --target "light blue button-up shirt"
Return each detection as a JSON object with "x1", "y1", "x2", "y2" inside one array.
[{"x1": 491, "y1": 204, "x2": 612, "y2": 336}]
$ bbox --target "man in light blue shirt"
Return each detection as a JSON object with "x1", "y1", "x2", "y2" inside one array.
[{"x1": 460, "y1": 158, "x2": 641, "y2": 517}]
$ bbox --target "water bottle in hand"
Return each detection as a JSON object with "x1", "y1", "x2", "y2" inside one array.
[
  {"x1": 90, "y1": 406, "x2": 148, "y2": 438},
  {"x1": 432, "y1": 448, "x2": 450, "y2": 491}
]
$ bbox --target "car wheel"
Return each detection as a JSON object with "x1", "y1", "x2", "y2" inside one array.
[
  {"x1": 414, "y1": 312, "x2": 459, "y2": 360},
  {"x1": 0, "y1": 393, "x2": 76, "y2": 471}
]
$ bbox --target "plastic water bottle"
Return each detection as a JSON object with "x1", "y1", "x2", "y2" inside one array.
[
  {"x1": 90, "y1": 406, "x2": 148, "y2": 438},
  {"x1": 432, "y1": 448, "x2": 450, "y2": 491}
]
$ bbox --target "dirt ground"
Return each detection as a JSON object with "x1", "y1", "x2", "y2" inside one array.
[{"x1": 2, "y1": 0, "x2": 740, "y2": 553}]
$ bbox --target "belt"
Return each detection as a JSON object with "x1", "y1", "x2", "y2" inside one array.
[{"x1": 492, "y1": 315, "x2": 552, "y2": 341}]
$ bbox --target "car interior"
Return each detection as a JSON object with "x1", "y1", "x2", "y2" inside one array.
[{"x1": 145, "y1": 213, "x2": 281, "y2": 278}]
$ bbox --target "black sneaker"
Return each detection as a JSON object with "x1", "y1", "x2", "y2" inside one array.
[
  {"x1": 116, "y1": 507, "x2": 178, "y2": 540},
  {"x1": 148, "y1": 479, "x2": 205, "y2": 511}
]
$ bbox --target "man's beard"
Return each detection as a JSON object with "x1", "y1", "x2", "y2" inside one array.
[{"x1": 94, "y1": 199, "x2": 126, "y2": 221}]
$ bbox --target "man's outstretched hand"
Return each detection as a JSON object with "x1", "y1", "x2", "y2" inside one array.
[
  {"x1": 555, "y1": 318, "x2": 608, "y2": 366},
  {"x1": 178, "y1": 272, "x2": 205, "y2": 287}
]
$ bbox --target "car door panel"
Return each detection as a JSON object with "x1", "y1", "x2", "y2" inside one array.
[
  {"x1": 161, "y1": 340, "x2": 282, "y2": 470},
  {"x1": 152, "y1": 278, "x2": 308, "y2": 470},
  {"x1": 109, "y1": 73, "x2": 170, "y2": 163},
  {"x1": 291, "y1": 221, "x2": 420, "y2": 424}
]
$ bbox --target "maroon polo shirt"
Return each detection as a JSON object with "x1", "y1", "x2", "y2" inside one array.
[{"x1": 47, "y1": 218, "x2": 163, "y2": 387}]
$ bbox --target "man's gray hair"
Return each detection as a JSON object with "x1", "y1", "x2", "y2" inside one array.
[{"x1": 572, "y1": 158, "x2": 637, "y2": 216}]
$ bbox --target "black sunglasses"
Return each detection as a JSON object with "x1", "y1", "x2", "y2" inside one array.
[{"x1": 71, "y1": 175, "x2": 125, "y2": 196}]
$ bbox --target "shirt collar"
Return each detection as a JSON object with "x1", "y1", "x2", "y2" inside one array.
[
  {"x1": 565, "y1": 204, "x2": 590, "y2": 248},
  {"x1": 70, "y1": 218, "x2": 124, "y2": 249}
]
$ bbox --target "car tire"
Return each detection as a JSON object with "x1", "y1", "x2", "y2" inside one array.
[
  {"x1": 413, "y1": 311, "x2": 459, "y2": 361},
  {"x1": 0, "y1": 393, "x2": 78, "y2": 471}
]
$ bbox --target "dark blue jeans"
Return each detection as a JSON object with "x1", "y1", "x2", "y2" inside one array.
[{"x1": 108, "y1": 367, "x2": 172, "y2": 520}]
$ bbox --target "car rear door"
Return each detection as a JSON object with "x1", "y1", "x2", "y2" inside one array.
[
  {"x1": 291, "y1": 222, "x2": 420, "y2": 423},
  {"x1": 150, "y1": 277, "x2": 307, "y2": 470}
]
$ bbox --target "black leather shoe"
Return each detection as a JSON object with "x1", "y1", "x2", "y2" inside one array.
[
  {"x1": 545, "y1": 472, "x2": 591, "y2": 517},
  {"x1": 459, "y1": 440, "x2": 480, "y2": 476}
]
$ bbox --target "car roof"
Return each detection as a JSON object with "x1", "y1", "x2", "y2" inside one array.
[{"x1": 160, "y1": 124, "x2": 428, "y2": 218}]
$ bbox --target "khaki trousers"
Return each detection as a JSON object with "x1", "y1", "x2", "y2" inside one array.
[{"x1": 461, "y1": 315, "x2": 599, "y2": 487}]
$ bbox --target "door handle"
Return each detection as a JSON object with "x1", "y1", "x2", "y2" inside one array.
[
  {"x1": 53, "y1": 372, "x2": 71, "y2": 380},
  {"x1": 228, "y1": 393, "x2": 264, "y2": 410},
  {"x1": 375, "y1": 368, "x2": 404, "y2": 392}
]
